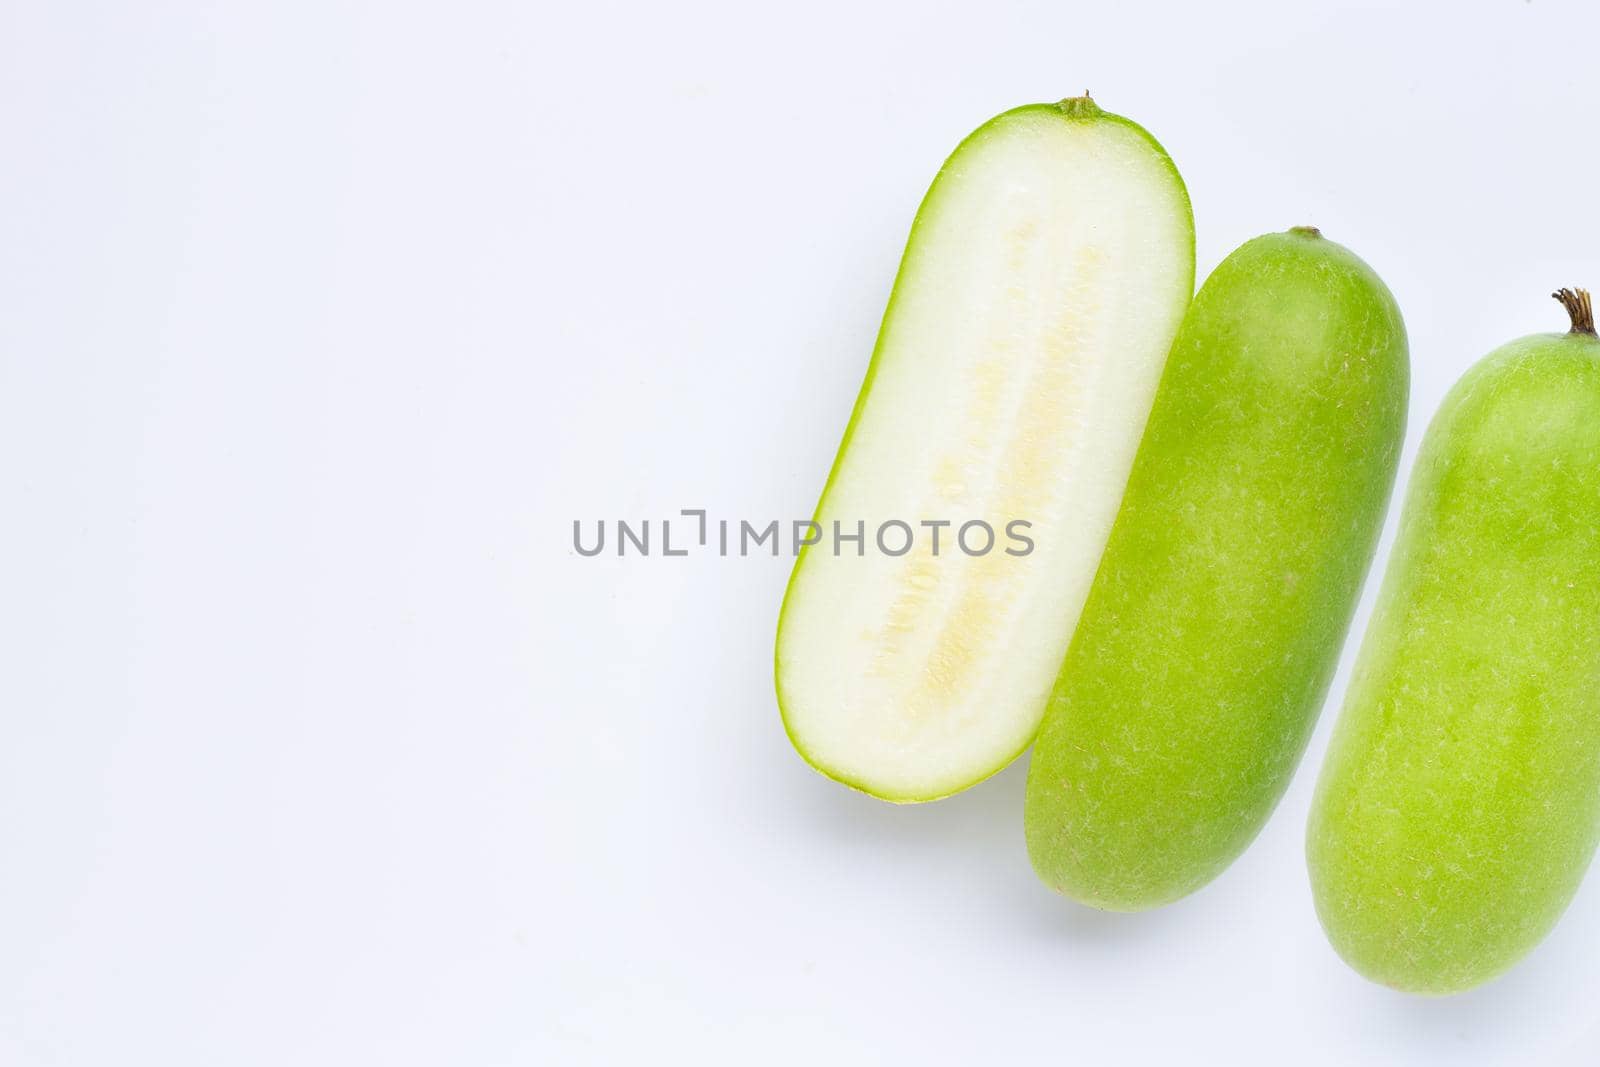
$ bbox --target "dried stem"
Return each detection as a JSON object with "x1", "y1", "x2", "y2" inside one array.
[{"x1": 1553, "y1": 288, "x2": 1596, "y2": 335}]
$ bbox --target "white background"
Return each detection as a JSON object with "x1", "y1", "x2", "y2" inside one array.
[{"x1": 4, "y1": 0, "x2": 1600, "y2": 1063}]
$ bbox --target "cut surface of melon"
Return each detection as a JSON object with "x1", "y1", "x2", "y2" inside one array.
[{"x1": 775, "y1": 100, "x2": 1194, "y2": 801}]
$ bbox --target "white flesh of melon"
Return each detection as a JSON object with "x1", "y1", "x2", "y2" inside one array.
[{"x1": 776, "y1": 104, "x2": 1193, "y2": 801}]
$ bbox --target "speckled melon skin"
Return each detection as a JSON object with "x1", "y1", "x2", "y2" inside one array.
[
  {"x1": 1307, "y1": 325, "x2": 1600, "y2": 995},
  {"x1": 1024, "y1": 230, "x2": 1409, "y2": 911}
]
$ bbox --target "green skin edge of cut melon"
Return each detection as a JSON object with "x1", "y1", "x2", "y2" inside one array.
[{"x1": 772, "y1": 98, "x2": 1196, "y2": 803}]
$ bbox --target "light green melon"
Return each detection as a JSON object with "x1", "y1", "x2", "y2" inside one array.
[
  {"x1": 775, "y1": 97, "x2": 1194, "y2": 802},
  {"x1": 1026, "y1": 229, "x2": 1408, "y2": 908},
  {"x1": 1308, "y1": 288, "x2": 1600, "y2": 994}
]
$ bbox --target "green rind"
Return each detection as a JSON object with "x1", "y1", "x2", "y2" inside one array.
[
  {"x1": 1025, "y1": 230, "x2": 1409, "y2": 905},
  {"x1": 1307, "y1": 330, "x2": 1600, "y2": 994},
  {"x1": 773, "y1": 98, "x2": 1195, "y2": 803}
]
